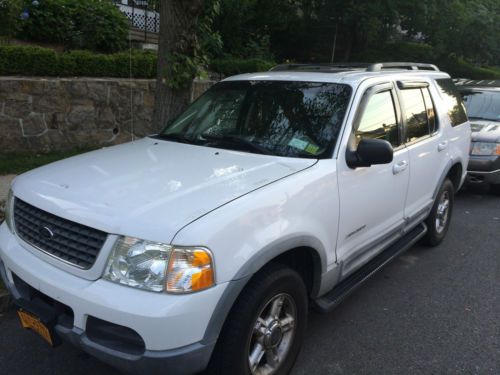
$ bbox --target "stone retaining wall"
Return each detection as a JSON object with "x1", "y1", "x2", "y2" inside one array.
[{"x1": 0, "y1": 77, "x2": 215, "y2": 152}]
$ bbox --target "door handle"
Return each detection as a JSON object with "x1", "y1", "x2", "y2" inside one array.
[
  {"x1": 438, "y1": 141, "x2": 448, "y2": 152},
  {"x1": 393, "y1": 160, "x2": 408, "y2": 175}
]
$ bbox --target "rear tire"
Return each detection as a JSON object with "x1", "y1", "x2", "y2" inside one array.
[
  {"x1": 422, "y1": 178, "x2": 454, "y2": 247},
  {"x1": 206, "y1": 263, "x2": 308, "y2": 375}
]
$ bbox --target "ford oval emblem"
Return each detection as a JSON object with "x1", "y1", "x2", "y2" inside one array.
[{"x1": 40, "y1": 226, "x2": 54, "y2": 240}]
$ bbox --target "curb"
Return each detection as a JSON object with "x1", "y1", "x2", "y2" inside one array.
[{"x1": 0, "y1": 289, "x2": 13, "y2": 314}]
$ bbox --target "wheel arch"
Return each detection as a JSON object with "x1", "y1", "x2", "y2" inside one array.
[
  {"x1": 201, "y1": 239, "x2": 325, "y2": 345},
  {"x1": 433, "y1": 159, "x2": 464, "y2": 199},
  {"x1": 446, "y1": 162, "x2": 463, "y2": 192}
]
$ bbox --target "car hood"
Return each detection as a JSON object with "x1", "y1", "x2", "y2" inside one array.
[
  {"x1": 470, "y1": 120, "x2": 500, "y2": 143},
  {"x1": 13, "y1": 138, "x2": 316, "y2": 243}
]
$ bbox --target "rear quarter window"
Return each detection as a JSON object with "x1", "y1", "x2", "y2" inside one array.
[{"x1": 435, "y1": 78, "x2": 468, "y2": 127}]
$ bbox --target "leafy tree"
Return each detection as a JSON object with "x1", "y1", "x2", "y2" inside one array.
[
  {"x1": 198, "y1": 0, "x2": 223, "y2": 62},
  {"x1": 214, "y1": 0, "x2": 301, "y2": 60},
  {"x1": 211, "y1": 0, "x2": 499, "y2": 69},
  {"x1": 0, "y1": 0, "x2": 23, "y2": 39}
]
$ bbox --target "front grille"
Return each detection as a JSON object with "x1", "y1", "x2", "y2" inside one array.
[{"x1": 13, "y1": 198, "x2": 107, "y2": 269}]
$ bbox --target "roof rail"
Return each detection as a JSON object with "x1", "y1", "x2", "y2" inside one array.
[
  {"x1": 367, "y1": 62, "x2": 439, "y2": 71},
  {"x1": 269, "y1": 63, "x2": 370, "y2": 72},
  {"x1": 269, "y1": 62, "x2": 440, "y2": 73}
]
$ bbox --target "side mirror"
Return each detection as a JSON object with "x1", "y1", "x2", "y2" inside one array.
[{"x1": 346, "y1": 138, "x2": 394, "y2": 168}]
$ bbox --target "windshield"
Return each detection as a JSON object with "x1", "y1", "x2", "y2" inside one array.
[
  {"x1": 461, "y1": 90, "x2": 500, "y2": 122},
  {"x1": 156, "y1": 80, "x2": 352, "y2": 158}
]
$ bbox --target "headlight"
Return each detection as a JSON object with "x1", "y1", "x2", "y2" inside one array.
[
  {"x1": 470, "y1": 142, "x2": 500, "y2": 156},
  {"x1": 4, "y1": 189, "x2": 15, "y2": 233},
  {"x1": 103, "y1": 236, "x2": 215, "y2": 294}
]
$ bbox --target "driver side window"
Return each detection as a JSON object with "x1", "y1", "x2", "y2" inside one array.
[{"x1": 356, "y1": 90, "x2": 400, "y2": 147}]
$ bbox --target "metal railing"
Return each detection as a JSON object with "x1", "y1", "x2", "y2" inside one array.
[{"x1": 114, "y1": 0, "x2": 160, "y2": 36}]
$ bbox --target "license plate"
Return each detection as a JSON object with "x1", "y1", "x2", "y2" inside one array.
[{"x1": 17, "y1": 309, "x2": 54, "y2": 346}]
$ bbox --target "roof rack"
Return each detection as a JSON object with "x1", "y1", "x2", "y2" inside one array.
[
  {"x1": 269, "y1": 63, "x2": 368, "y2": 72},
  {"x1": 270, "y1": 62, "x2": 440, "y2": 73}
]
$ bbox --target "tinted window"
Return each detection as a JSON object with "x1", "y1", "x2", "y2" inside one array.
[
  {"x1": 356, "y1": 90, "x2": 399, "y2": 147},
  {"x1": 436, "y1": 78, "x2": 468, "y2": 126},
  {"x1": 159, "y1": 81, "x2": 352, "y2": 159},
  {"x1": 401, "y1": 88, "x2": 428, "y2": 142},
  {"x1": 422, "y1": 88, "x2": 437, "y2": 133},
  {"x1": 461, "y1": 90, "x2": 500, "y2": 122}
]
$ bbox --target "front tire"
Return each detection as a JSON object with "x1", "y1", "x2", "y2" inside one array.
[
  {"x1": 207, "y1": 264, "x2": 308, "y2": 375},
  {"x1": 422, "y1": 178, "x2": 454, "y2": 247}
]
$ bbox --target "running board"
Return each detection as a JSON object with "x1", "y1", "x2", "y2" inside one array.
[{"x1": 314, "y1": 223, "x2": 427, "y2": 313}]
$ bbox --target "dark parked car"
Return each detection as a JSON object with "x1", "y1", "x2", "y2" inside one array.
[{"x1": 456, "y1": 80, "x2": 500, "y2": 194}]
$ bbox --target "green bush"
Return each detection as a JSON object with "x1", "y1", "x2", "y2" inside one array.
[
  {"x1": 210, "y1": 57, "x2": 275, "y2": 76},
  {"x1": 439, "y1": 56, "x2": 500, "y2": 80},
  {"x1": 0, "y1": 45, "x2": 58, "y2": 75},
  {"x1": 0, "y1": 45, "x2": 157, "y2": 78},
  {"x1": 19, "y1": 0, "x2": 129, "y2": 53}
]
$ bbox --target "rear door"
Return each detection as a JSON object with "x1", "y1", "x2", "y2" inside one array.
[{"x1": 396, "y1": 80, "x2": 451, "y2": 228}]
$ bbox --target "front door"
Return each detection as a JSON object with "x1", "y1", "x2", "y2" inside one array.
[{"x1": 336, "y1": 82, "x2": 410, "y2": 276}]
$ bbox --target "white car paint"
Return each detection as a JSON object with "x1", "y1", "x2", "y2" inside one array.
[
  {"x1": 12, "y1": 138, "x2": 315, "y2": 245},
  {"x1": 0, "y1": 224, "x2": 228, "y2": 350},
  {"x1": 0, "y1": 68, "x2": 470, "y2": 370}
]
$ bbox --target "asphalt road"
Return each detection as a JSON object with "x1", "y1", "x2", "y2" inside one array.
[{"x1": 0, "y1": 186, "x2": 498, "y2": 375}]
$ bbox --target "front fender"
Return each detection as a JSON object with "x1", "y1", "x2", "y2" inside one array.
[
  {"x1": 171, "y1": 161, "x2": 339, "y2": 345},
  {"x1": 171, "y1": 160, "x2": 339, "y2": 285}
]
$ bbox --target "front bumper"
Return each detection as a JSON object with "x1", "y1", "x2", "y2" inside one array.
[
  {"x1": 0, "y1": 223, "x2": 227, "y2": 374},
  {"x1": 467, "y1": 155, "x2": 500, "y2": 185}
]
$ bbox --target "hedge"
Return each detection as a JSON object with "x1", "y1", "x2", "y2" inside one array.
[
  {"x1": 0, "y1": 45, "x2": 278, "y2": 78},
  {"x1": 6, "y1": 43, "x2": 494, "y2": 80},
  {"x1": 0, "y1": 45, "x2": 157, "y2": 78}
]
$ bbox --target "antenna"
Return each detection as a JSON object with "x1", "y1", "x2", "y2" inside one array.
[{"x1": 128, "y1": 29, "x2": 135, "y2": 142}]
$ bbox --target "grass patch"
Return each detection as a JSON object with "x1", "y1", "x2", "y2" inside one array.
[{"x1": 0, "y1": 149, "x2": 94, "y2": 175}]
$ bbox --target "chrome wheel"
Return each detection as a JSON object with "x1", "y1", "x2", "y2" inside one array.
[
  {"x1": 247, "y1": 293, "x2": 297, "y2": 375},
  {"x1": 435, "y1": 190, "x2": 450, "y2": 234}
]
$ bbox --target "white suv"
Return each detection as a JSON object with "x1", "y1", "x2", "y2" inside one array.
[{"x1": 0, "y1": 63, "x2": 470, "y2": 375}]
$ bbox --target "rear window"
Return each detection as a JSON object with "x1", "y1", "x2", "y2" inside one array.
[
  {"x1": 399, "y1": 87, "x2": 438, "y2": 143},
  {"x1": 435, "y1": 79, "x2": 468, "y2": 127},
  {"x1": 400, "y1": 88, "x2": 429, "y2": 143}
]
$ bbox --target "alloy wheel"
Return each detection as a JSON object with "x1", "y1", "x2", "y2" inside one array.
[{"x1": 247, "y1": 293, "x2": 297, "y2": 375}]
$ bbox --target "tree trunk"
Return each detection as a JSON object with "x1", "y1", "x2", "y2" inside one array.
[{"x1": 153, "y1": 0, "x2": 204, "y2": 131}]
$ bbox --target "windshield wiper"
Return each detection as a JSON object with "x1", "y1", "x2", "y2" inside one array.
[
  {"x1": 201, "y1": 134, "x2": 274, "y2": 155},
  {"x1": 154, "y1": 133, "x2": 199, "y2": 144}
]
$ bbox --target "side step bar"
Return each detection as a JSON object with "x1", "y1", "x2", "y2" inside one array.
[{"x1": 314, "y1": 223, "x2": 427, "y2": 313}]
